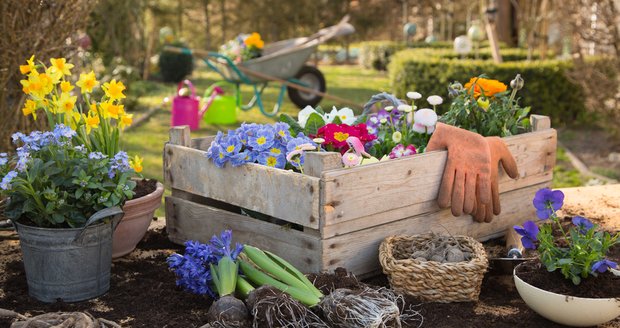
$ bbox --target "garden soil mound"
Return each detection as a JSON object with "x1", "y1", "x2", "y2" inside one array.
[{"x1": 1, "y1": 185, "x2": 619, "y2": 327}]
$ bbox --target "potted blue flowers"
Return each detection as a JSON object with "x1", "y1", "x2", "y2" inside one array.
[
  {"x1": 0, "y1": 125, "x2": 135, "y2": 302},
  {"x1": 513, "y1": 188, "x2": 620, "y2": 327}
]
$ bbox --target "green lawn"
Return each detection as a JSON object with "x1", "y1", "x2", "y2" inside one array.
[{"x1": 123, "y1": 64, "x2": 584, "y2": 216}]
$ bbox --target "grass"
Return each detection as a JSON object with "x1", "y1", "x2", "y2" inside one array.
[{"x1": 123, "y1": 64, "x2": 585, "y2": 216}]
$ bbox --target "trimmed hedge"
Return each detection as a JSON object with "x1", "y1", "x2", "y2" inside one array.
[
  {"x1": 359, "y1": 41, "x2": 453, "y2": 70},
  {"x1": 389, "y1": 48, "x2": 585, "y2": 123}
]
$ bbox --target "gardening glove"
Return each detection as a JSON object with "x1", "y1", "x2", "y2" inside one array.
[
  {"x1": 471, "y1": 137, "x2": 519, "y2": 222},
  {"x1": 426, "y1": 122, "x2": 493, "y2": 217}
]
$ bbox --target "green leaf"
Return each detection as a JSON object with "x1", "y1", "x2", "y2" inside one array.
[
  {"x1": 304, "y1": 112, "x2": 326, "y2": 136},
  {"x1": 353, "y1": 114, "x2": 367, "y2": 125},
  {"x1": 279, "y1": 114, "x2": 303, "y2": 136},
  {"x1": 314, "y1": 106, "x2": 325, "y2": 115},
  {"x1": 331, "y1": 115, "x2": 342, "y2": 125}
]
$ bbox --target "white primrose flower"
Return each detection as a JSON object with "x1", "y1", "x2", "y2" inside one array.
[
  {"x1": 407, "y1": 91, "x2": 422, "y2": 100},
  {"x1": 398, "y1": 104, "x2": 413, "y2": 113},
  {"x1": 385, "y1": 106, "x2": 394, "y2": 112},
  {"x1": 414, "y1": 108, "x2": 438, "y2": 127},
  {"x1": 379, "y1": 118, "x2": 388, "y2": 124},
  {"x1": 392, "y1": 131, "x2": 402, "y2": 143},
  {"x1": 427, "y1": 95, "x2": 443, "y2": 106},
  {"x1": 325, "y1": 106, "x2": 356, "y2": 125},
  {"x1": 298, "y1": 106, "x2": 319, "y2": 128},
  {"x1": 411, "y1": 122, "x2": 426, "y2": 134}
]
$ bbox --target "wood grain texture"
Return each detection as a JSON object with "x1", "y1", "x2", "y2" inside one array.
[
  {"x1": 320, "y1": 128, "x2": 557, "y2": 229},
  {"x1": 165, "y1": 196, "x2": 321, "y2": 273},
  {"x1": 304, "y1": 152, "x2": 342, "y2": 178},
  {"x1": 169, "y1": 126, "x2": 191, "y2": 146},
  {"x1": 164, "y1": 144, "x2": 321, "y2": 229},
  {"x1": 320, "y1": 182, "x2": 549, "y2": 276}
]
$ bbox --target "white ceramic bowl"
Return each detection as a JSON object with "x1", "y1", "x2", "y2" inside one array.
[{"x1": 514, "y1": 270, "x2": 620, "y2": 327}]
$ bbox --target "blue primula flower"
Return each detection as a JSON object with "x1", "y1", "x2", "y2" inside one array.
[
  {"x1": 248, "y1": 127, "x2": 275, "y2": 151},
  {"x1": 572, "y1": 216, "x2": 594, "y2": 234},
  {"x1": 273, "y1": 122, "x2": 291, "y2": 140},
  {"x1": 257, "y1": 152, "x2": 285, "y2": 169},
  {"x1": 220, "y1": 134, "x2": 242, "y2": 157},
  {"x1": 591, "y1": 259, "x2": 618, "y2": 273},
  {"x1": 514, "y1": 220, "x2": 539, "y2": 249},
  {"x1": 209, "y1": 144, "x2": 228, "y2": 168},
  {"x1": 286, "y1": 133, "x2": 316, "y2": 153},
  {"x1": 532, "y1": 188, "x2": 564, "y2": 220}
]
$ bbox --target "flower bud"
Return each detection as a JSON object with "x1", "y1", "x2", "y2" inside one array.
[
  {"x1": 510, "y1": 74, "x2": 524, "y2": 90},
  {"x1": 448, "y1": 82, "x2": 463, "y2": 98}
]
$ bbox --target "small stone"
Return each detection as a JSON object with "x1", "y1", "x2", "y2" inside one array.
[
  {"x1": 430, "y1": 254, "x2": 445, "y2": 262},
  {"x1": 446, "y1": 248, "x2": 465, "y2": 262}
]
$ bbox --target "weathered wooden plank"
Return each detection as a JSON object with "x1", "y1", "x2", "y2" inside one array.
[
  {"x1": 321, "y1": 128, "x2": 556, "y2": 227},
  {"x1": 169, "y1": 126, "x2": 191, "y2": 147},
  {"x1": 164, "y1": 144, "x2": 321, "y2": 229},
  {"x1": 320, "y1": 182, "x2": 549, "y2": 276},
  {"x1": 304, "y1": 152, "x2": 342, "y2": 178},
  {"x1": 191, "y1": 136, "x2": 215, "y2": 151},
  {"x1": 531, "y1": 115, "x2": 551, "y2": 131},
  {"x1": 165, "y1": 196, "x2": 322, "y2": 273}
]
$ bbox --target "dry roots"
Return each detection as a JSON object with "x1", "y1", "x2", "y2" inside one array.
[
  {"x1": 0, "y1": 308, "x2": 120, "y2": 328},
  {"x1": 411, "y1": 234, "x2": 473, "y2": 263}
]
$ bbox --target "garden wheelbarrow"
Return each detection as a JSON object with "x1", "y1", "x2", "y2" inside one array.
[{"x1": 165, "y1": 16, "x2": 359, "y2": 117}]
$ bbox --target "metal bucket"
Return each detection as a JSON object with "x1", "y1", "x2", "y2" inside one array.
[{"x1": 14, "y1": 207, "x2": 123, "y2": 303}]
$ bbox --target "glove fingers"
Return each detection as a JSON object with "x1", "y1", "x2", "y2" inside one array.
[
  {"x1": 472, "y1": 202, "x2": 486, "y2": 223},
  {"x1": 484, "y1": 204, "x2": 494, "y2": 223},
  {"x1": 451, "y1": 170, "x2": 465, "y2": 217},
  {"x1": 463, "y1": 172, "x2": 477, "y2": 214},
  {"x1": 491, "y1": 177, "x2": 501, "y2": 216},
  {"x1": 476, "y1": 172, "x2": 492, "y2": 207},
  {"x1": 437, "y1": 163, "x2": 455, "y2": 208},
  {"x1": 501, "y1": 153, "x2": 519, "y2": 179},
  {"x1": 489, "y1": 137, "x2": 519, "y2": 179}
]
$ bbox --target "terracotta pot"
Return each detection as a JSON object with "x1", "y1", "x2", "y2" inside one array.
[
  {"x1": 112, "y1": 182, "x2": 164, "y2": 258},
  {"x1": 514, "y1": 265, "x2": 620, "y2": 327}
]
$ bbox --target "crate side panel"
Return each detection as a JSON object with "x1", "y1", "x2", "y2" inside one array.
[
  {"x1": 164, "y1": 144, "x2": 320, "y2": 229},
  {"x1": 321, "y1": 182, "x2": 550, "y2": 276},
  {"x1": 322, "y1": 129, "x2": 556, "y2": 228},
  {"x1": 166, "y1": 196, "x2": 321, "y2": 273}
]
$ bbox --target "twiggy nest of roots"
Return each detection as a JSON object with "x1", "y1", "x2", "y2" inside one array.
[
  {"x1": 410, "y1": 233, "x2": 473, "y2": 263},
  {"x1": 247, "y1": 286, "x2": 328, "y2": 328}
]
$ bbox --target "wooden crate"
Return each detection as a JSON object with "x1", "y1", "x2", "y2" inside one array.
[{"x1": 164, "y1": 115, "x2": 556, "y2": 277}]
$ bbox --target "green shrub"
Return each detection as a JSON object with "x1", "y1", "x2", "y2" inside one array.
[
  {"x1": 158, "y1": 41, "x2": 194, "y2": 83},
  {"x1": 358, "y1": 41, "x2": 455, "y2": 70},
  {"x1": 389, "y1": 48, "x2": 586, "y2": 123}
]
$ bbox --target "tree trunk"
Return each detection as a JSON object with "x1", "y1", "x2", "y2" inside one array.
[
  {"x1": 203, "y1": 0, "x2": 211, "y2": 50},
  {"x1": 220, "y1": 0, "x2": 226, "y2": 45}
]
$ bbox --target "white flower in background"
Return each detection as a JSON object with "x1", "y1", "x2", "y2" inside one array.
[
  {"x1": 407, "y1": 91, "x2": 422, "y2": 100},
  {"x1": 312, "y1": 138, "x2": 325, "y2": 144},
  {"x1": 411, "y1": 122, "x2": 426, "y2": 134},
  {"x1": 298, "y1": 106, "x2": 319, "y2": 128},
  {"x1": 384, "y1": 106, "x2": 394, "y2": 112},
  {"x1": 414, "y1": 108, "x2": 438, "y2": 127},
  {"x1": 325, "y1": 107, "x2": 356, "y2": 125},
  {"x1": 392, "y1": 131, "x2": 402, "y2": 143},
  {"x1": 379, "y1": 118, "x2": 388, "y2": 124},
  {"x1": 427, "y1": 95, "x2": 443, "y2": 106},
  {"x1": 369, "y1": 116, "x2": 378, "y2": 124},
  {"x1": 398, "y1": 104, "x2": 413, "y2": 113}
]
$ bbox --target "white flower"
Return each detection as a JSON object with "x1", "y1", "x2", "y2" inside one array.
[
  {"x1": 425, "y1": 125, "x2": 436, "y2": 134},
  {"x1": 324, "y1": 107, "x2": 338, "y2": 123},
  {"x1": 427, "y1": 95, "x2": 443, "y2": 106},
  {"x1": 397, "y1": 104, "x2": 412, "y2": 112},
  {"x1": 414, "y1": 108, "x2": 438, "y2": 127},
  {"x1": 379, "y1": 118, "x2": 388, "y2": 124},
  {"x1": 298, "y1": 106, "x2": 319, "y2": 128},
  {"x1": 385, "y1": 106, "x2": 394, "y2": 112},
  {"x1": 411, "y1": 122, "x2": 426, "y2": 133},
  {"x1": 407, "y1": 91, "x2": 422, "y2": 100},
  {"x1": 336, "y1": 107, "x2": 356, "y2": 125},
  {"x1": 312, "y1": 138, "x2": 325, "y2": 144},
  {"x1": 392, "y1": 131, "x2": 402, "y2": 143},
  {"x1": 369, "y1": 117, "x2": 378, "y2": 124}
]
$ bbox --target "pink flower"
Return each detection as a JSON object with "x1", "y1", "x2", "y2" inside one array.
[
  {"x1": 389, "y1": 144, "x2": 417, "y2": 159},
  {"x1": 342, "y1": 153, "x2": 361, "y2": 168}
]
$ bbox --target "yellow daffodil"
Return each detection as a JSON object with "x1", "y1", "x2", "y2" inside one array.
[
  {"x1": 129, "y1": 155, "x2": 143, "y2": 173},
  {"x1": 66, "y1": 111, "x2": 81, "y2": 130},
  {"x1": 22, "y1": 99, "x2": 37, "y2": 120},
  {"x1": 57, "y1": 92, "x2": 77, "y2": 113},
  {"x1": 21, "y1": 70, "x2": 53, "y2": 98},
  {"x1": 107, "y1": 103, "x2": 124, "y2": 119},
  {"x1": 90, "y1": 102, "x2": 98, "y2": 113},
  {"x1": 19, "y1": 55, "x2": 36, "y2": 75},
  {"x1": 102, "y1": 79, "x2": 126, "y2": 101},
  {"x1": 76, "y1": 71, "x2": 99, "y2": 93},
  {"x1": 50, "y1": 58, "x2": 74, "y2": 76},
  {"x1": 119, "y1": 113, "x2": 133, "y2": 129},
  {"x1": 83, "y1": 112, "x2": 100, "y2": 134},
  {"x1": 46, "y1": 66, "x2": 63, "y2": 84},
  {"x1": 244, "y1": 32, "x2": 264, "y2": 49},
  {"x1": 60, "y1": 81, "x2": 74, "y2": 93}
]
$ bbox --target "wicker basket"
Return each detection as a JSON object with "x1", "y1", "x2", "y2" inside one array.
[{"x1": 379, "y1": 234, "x2": 488, "y2": 302}]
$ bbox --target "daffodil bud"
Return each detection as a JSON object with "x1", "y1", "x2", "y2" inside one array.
[{"x1": 510, "y1": 74, "x2": 524, "y2": 90}]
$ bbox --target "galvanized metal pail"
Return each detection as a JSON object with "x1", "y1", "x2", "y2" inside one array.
[{"x1": 14, "y1": 207, "x2": 124, "y2": 303}]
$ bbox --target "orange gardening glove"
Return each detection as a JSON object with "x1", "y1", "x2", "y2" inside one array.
[
  {"x1": 471, "y1": 137, "x2": 519, "y2": 222},
  {"x1": 426, "y1": 123, "x2": 493, "y2": 217}
]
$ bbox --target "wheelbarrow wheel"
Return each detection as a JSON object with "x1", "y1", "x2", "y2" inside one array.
[{"x1": 287, "y1": 65, "x2": 326, "y2": 108}]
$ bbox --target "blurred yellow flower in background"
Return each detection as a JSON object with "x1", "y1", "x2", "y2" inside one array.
[
  {"x1": 76, "y1": 71, "x2": 99, "y2": 93},
  {"x1": 19, "y1": 55, "x2": 36, "y2": 75},
  {"x1": 464, "y1": 77, "x2": 507, "y2": 99},
  {"x1": 244, "y1": 32, "x2": 264, "y2": 49},
  {"x1": 102, "y1": 79, "x2": 126, "y2": 101},
  {"x1": 129, "y1": 155, "x2": 143, "y2": 173},
  {"x1": 22, "y1": 99, "x2": 37, "y2": 120},
  {"x1": 50, "y1": 58, "x2": 74, "y2": 76}
]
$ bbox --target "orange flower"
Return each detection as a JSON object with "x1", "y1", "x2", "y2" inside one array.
[{"x1": 464, "y1": 77, "x2": 507, "y2": 99}]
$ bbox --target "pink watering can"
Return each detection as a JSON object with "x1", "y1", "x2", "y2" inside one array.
[{"x1": 171, "y1": 80, "x2": 224, "y2": 130}]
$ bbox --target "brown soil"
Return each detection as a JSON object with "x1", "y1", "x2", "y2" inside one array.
[
  {"x1": 515, "y1": 260, "x2": 620, "y2": 298},
  {"x1": 132, "y1": 179, "x2": 158, "y2": 199},
  {"x1": 2, "y1": 226, "x2": 618, "y2": 327}
]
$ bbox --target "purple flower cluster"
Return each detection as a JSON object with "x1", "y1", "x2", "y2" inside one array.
[
  {"x1": 0, "y1": 170, "x2": 17, "y2": 191},
  {"x1": 366, "y1": 109, "x2": 403, "y2": 135},
  {"x1": 167, "y1": 230, "x2": 243, "y2": 297},
  {"x1": 532, "y1": 188, "x2": 564, "y2": 219},
  {"x1": 108, "y1": 151, "x2": 131, "y2": 178},
  {"x1": 206, "y1": 122, "x2": 315, "y2": 169}
]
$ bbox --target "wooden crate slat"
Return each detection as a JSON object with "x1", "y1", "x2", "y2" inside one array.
[
  {"x1": 165, "y1": 196, "x2": 322, "y2": 273},
  {"x1": 321, "y1": 129, "x2": 556, "y2": 227},
  {"x1": 164, "y1": 144, "x2": 321, "y2": 229},
  {"x1": 320, "y1": 182, "x2": 549, "y2": 276}
]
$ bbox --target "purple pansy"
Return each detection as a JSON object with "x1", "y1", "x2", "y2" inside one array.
[
  {"x1": 532, "y1": 188, "x2": 564, "y2": 220},
  {"x1": 572, "y1": 216, "x2": 594, "y2": 234},
  {"x1": 514, "y1": 221, "x2": 540, "y2": 249},
  {"x1": 591, "y1": 259, "x2": 618, "y2": 273}
]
